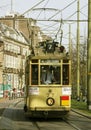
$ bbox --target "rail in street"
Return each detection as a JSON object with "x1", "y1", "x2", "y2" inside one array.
[{"x1": 0, "y1": 99, "x2": 91, "y2": 130}]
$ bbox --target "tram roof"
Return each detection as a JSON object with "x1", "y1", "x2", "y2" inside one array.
[{"x1": 27, "y1": 53, "x2": 70, "y2": 60}]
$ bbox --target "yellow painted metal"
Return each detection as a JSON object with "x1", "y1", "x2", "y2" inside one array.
[
  {"x1": 28, "y1": 87, "x2": 61, "y2": 108},
  {"x1": 24, "y1": 54, "x2": 71, "y2": 115},
  {"x1": 61, "y1": 100, "x2": 70, "y2": 106}
]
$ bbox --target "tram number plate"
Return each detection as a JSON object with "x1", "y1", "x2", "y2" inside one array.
[{"x1": 62, "y1": 87, "x2": 71, "y2": 95}]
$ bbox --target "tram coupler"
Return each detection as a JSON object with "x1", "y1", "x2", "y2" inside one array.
[{"x1": 44, "y1": 111, "x2": 48, "y2": 118}]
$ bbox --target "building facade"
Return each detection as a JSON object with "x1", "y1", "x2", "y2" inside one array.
[
  {"x1": 0, "y1": 14, "x2": 52, "y2": 49},
  {"x1": 0, "y1": 13, "x2": 52, "y2": 97},
  {"x1": 0, "y1": 23, "x2": 30, "y2": 97}
]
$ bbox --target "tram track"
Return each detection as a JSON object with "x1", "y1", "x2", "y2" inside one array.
[
  {"x1": 30, "y1": 117, "x2": 82, "y2": 130},
  {"x1": 9, "y1": 100, "x2": 91, "y2": 130},
  {"x1": 32, "y1": 121, "x2": 41, "y2": 130},
  {"x1": 16, "y1": 101, "x2": 91, "y2": 130},
  {"x1": 63, "y1": 118, "x2": 82, "y2": 130},
  {"x1": 1, "y1": 99, "x2": 91, "y2": 130},
  {"x1": 13, "y1": 100, "x2": 91, "y2": 130},
  {"x1": 63, "y1": 109, "x2": 91, "y2": 130},
  {"x1": 13, "y1": 98, "x2": 24, "y2": 108}
]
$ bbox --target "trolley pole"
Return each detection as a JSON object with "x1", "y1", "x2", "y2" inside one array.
[
  {"x1": 87, "y1": 0, "x2": 91, "y2": 110},
  {"x1": 76, "y1": 0, "x2": 80, "y2": 101}
]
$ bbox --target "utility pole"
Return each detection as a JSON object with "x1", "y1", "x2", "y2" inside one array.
[
  {"x1": 77, "y1": 0, "x2": 80, "y2": 101},
  {"x1": 11, "y1": 0, "x2": 13, "y2": 12},
  {"x1": 87, "y1": 0, "x2": 91, "y2": 110},
  {"x1": 69, "y1": 24, "x2": 71, "y2": 56}
]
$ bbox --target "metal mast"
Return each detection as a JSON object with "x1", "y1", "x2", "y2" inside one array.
[
  {"x1": 77, "y1": 0, "x2": 80, "y2": 100},
  {"x1": 87, "y1": 0, "x2": 91, "y2": 110},
  {"x1": 69, "y1": 24, "x2": 71, "y2": 56},
  {"x1": 11, "y1": 0, "x2": 13, "y2": 12}
]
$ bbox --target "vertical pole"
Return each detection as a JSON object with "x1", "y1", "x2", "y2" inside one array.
[
  {"x1": 87, "y1": 0, "x2": 91, "y2": 110},
  {"x1": 77, "y1": 0, "x2": 80, "y2": 100},
  {"x1": 69, "y1": 24, "x2": 71, "y2": 56},
  {"x1": 11, "y1": 0, "x2": 13, "y2": 12}
]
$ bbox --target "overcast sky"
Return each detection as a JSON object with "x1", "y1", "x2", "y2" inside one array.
[
  {"x1": 0, "y1": 0, "x2": 87, "y2": 18},
  {"x1": 0, "y1": 0, "x2": 88, "y2": 46}
]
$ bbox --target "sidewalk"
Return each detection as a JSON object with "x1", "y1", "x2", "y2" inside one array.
[
  {"x1": 0, "y1": 97, "x2": 23, "y2": 108},
  {"x1": 0, "y1": 97, "x2": 16, "y2": 103},
  {"x1": 0, "y1": 98, "x2": 9, "y2": 103}
]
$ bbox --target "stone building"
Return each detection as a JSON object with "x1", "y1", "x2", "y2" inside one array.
[
  {"x1": 0, "y1": 22, "x2": 30, "y2": 97},
  {"x1": 0, "y1": 14, "x2": 41, "y2": 47},
  {"x1": 0, "y1": 13, "x2": 52, "y2": 49},
  {"x1": 0, "y1": 13, "x2": 52, "y2": 97}
]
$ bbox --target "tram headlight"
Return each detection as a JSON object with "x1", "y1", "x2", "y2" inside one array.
[{"x1": 46, "y1": 97, "x2": 55, "y2": 106}]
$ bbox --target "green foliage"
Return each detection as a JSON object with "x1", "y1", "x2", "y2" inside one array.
[{"x1": 72, "y1": 99, "x2": 91, "y2": 115}]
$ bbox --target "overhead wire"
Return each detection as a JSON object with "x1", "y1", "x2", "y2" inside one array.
[
  {"x1": 66, "y1": 11, "x2": 77, "y2": 20},
  {"x1": 35, "y1": 0, "x2": 62, "y2": 38},
  {"x1": 23, "y1": 0, "x2": 79, "y2": 42},
  {"x1": 36, "y1": 0, "x2": 50, "y2": 19},
  {"x1": 43, "y1": 0, "x2": 78, "y2": 43},
  {"x1": 34, "y1": 0, "x2": 61, "y2": 41},
  {"x1": 40, "y1": 23, "x2": 60, "y2": 40},
  {"x1": 66, "y1": 3, "x2": 88, "y2": 20},
  {"x1": 28, "y1": 0, "x2": 64, "y2": 41},
  {"x1": 21, "y1": 0, "x2": 46, "y2": 16},
  {"x1": 80, "y1": 4, "x2": 88, "y2": 18},
  {"x1": 39, "y1": 22, "x2": 59, "y2": 30},
  {"x1": 48, "y1": 0, "x2": 78, "y2": 20},
  {"x1": 22, "y1": 0, "x2": 87, "y2": 43}
]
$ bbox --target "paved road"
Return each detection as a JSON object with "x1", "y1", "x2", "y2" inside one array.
[
  {"x1": 0, "y1": 99, "x2": 76, "y2": 130},
  {"x1": 0, "y1": 98, "x2": 22, "y2": 118},
  {"x1": 0, "y1": 98, "x2": 91, "y2": 130}
]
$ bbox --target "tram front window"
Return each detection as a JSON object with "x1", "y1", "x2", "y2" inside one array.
[{"x1": 40, "y1": 65, "x2": 61, "y2": 84}]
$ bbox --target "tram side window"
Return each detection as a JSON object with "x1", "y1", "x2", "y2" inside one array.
[
  {"x1": 25, "y1": 63, "x2": 29, "y2": 86},
  {"x1": 31, "y1": 65, "x2": 38, "y2": 85},
  {"x1": 40, "y1": 65, "x2": 60, "y2": 84},
  {"x1": 63, "y1": 65, "x2": 69, "y2": 85}
]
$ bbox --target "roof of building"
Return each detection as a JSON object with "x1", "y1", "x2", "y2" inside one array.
[{"x1": 0, "y1": 22, "x2": 29, "y2": 45}]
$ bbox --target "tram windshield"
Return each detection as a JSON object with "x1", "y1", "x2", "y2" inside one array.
[
  {"x1": 40, "y1": 65, "x2": 60, "y2": 84},
  {"x1": 31, "y1": 59, "x2": 69, "y2": 85}
]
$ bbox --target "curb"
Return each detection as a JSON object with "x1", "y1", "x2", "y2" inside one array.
[{"x1": 71, "y1": 108, "x2": 91, "y2": 119}]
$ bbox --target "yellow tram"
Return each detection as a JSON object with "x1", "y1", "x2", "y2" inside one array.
[{"x1": 24, "y1": 41, "x2": 71, "y2": 118}]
